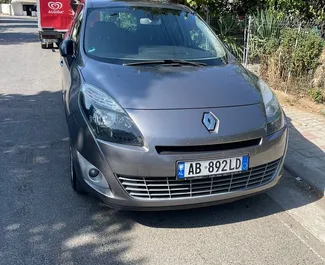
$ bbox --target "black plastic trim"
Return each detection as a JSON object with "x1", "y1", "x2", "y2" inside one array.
[{"x1": 156, "y1": 138, "x2": 261, "y2": 155}]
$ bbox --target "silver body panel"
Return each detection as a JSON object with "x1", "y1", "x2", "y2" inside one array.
[
  {"x1": 62, "y1": 1, "x2": 289, "y2": 210},
  {"x1": 68, "y1": 109, "x2": 288, "y2": 210},
  {"x1": 80, "y1": 60, "x2": 262, "y2": 110}
]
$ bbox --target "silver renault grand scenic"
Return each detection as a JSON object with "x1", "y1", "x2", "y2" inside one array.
[{"x1": 60, "y1": 0, "x2": 288, "y2": 210}]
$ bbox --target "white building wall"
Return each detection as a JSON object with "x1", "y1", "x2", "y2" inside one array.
[
  {"x1": 11, "y1": 2, "x2": 23, "y2": 16},
  {"x1": 0, "y1": 4, "x2": 12, "y2": 15}
]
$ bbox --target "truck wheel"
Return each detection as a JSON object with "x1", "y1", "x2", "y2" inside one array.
[
  {"x1": 41, "y1": 43, "x2": 54, "y2": 49},
  {"x1": 70, "y1": 149, "x2": 86, "y2": 194}
]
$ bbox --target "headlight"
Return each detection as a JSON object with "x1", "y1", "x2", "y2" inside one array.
[
  {"x1": 258, "y1": 79, "x2": 284, "y2": 135},
  {"x1": 80, "y1": 83, "x2": 144, "y2": 146}
]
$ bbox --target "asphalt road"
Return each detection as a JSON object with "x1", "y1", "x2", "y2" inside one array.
[{"x1": 1, "y1": 16, "x2": 325, "y2": 265}]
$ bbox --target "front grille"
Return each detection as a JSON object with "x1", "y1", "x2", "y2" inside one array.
[
  {"x1": 117, "y1": 159, "x2": 281, "y2": 200},
  {"x1": 156, "y1": 138, "x2": 261, "y2": 155}
]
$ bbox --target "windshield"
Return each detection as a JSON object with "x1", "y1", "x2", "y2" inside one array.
[{"x1": 84, "y1": 6, "x2": 227, "y2": 65}]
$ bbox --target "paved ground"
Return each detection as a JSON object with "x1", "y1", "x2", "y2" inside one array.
[
  {"x1": 1, "y1": 16, "x2": 325, "y2": 265},
  {"x1": 284, "y1": 107, "x2": 325, "y2": 195}
]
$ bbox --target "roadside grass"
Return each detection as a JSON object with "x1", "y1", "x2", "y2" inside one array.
[
  {"x1": 246, "y1": 63, "x2": 325, "y2": 117},
  {"x1": 274, "y1": 90, "x2": 324, "y2": 114}
]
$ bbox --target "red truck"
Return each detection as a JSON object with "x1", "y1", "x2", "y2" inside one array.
[{"x1": 37, "y1": 0, "x2": 82, "y2": 49}]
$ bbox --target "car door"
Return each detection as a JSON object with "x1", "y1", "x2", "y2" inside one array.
[{"x1": 61, "y1": 8, "x2": 83, "y2": 110}]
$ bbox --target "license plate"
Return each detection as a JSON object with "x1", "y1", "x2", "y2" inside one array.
[{"x1": 177, "y1": 156, "x2": 249, "y2": 179}]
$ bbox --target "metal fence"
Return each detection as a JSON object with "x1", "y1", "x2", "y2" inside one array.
[
  {"x1": 207, "y1": 14, "x2": 325, "y2": 68},
  {"x1": 244, "y1": 17, "x2": 325, "y2": 66}
]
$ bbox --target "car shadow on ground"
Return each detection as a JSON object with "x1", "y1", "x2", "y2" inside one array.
[
  {"x1": 0, "y1": 91, "x2": 323, "y2": 264},
  {"x1": 286, "y1": 115, "x2": 325, "y2": 167},
  {"x1": 0, "y1": 91, "x2": 146, "y2": 265},
  {"x1": 283, "y1": 114, "x2": 325, "y2": 192}
]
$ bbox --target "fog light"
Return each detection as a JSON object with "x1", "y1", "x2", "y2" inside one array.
[
  {"x1": 76, "y1": 151, "x2": 112, "y2": 197},
  {"x1": 89, "y1": 168, "x2": 99, "y2": 178}
]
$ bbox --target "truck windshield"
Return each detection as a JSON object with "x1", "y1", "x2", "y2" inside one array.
[{"x1": 84, "y1": 6, "x2": 227, "y2": 65}]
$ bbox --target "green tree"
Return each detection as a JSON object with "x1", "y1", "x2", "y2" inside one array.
[
  {"x1": 187, "y1": 0, "x2": 325, "y2": 21},
  {"x1": 265, "y1": 0, "x2": 325, "y2": 20},
  {"x1": 187, "y1": 0, "x2": 266, "y2": 16}
]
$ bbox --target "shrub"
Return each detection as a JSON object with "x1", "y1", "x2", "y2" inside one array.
[
  {"x1": 312, "y1": 48, "x2": 325, "y2": 89},
  {"x1": 308, "y1": 88, "x2": 324, "y2": 104},
  {"x1": 249, "y1": 9, "x2": 286, "y2": 59},
  {"x1": 280, "y1": 28, "x2": 324, "y2": 78},
  {"x1": 260, "y1": 27, "x2": 324, "y2": 96}
]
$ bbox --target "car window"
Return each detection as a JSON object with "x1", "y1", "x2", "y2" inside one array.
[
  {"x1": 84, "y1": 7, "x2": 227, "y2": 65},
  {"x1": 71, "y1": 10, "x2": 84, "y2": 42}
]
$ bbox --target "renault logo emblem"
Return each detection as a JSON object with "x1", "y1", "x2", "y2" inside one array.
[{"x1": 202, "y1": 112, "x2": 219, "y2": 132}]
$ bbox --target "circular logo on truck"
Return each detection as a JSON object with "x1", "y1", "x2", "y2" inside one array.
[{"x1": 48, "y1": 2, "x2": 63, "y2": 11}]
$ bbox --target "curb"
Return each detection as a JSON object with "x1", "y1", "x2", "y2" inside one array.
[{"x1": 284, "y1": 152, "x2": 325, "y2": 197}]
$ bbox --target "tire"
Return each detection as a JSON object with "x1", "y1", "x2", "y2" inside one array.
[
  {"x1": 70, "y1": 149, "x2": 86, "y2": 194},
  {"x1": 41, "y1": 43, "x2": 47, "y2": 49}
]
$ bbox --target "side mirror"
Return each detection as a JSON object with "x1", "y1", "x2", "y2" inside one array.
[{"x1": 59, "y1": 39, "x2": 74, "y2": 57}]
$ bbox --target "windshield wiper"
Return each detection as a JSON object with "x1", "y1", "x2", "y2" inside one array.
[{"x1": 124, "y1": 60, "x2": 207, "y2": 67}]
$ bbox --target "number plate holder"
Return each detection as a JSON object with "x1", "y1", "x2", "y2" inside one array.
[{"x1": 176, "y1": 155, "x2": 249, "y2": 179}]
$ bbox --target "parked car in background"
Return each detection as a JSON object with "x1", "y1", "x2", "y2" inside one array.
[{"x1": 59, "y1": 0, "x2": 288, "y2": 210}]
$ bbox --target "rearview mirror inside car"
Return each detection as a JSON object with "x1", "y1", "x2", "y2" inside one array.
[
  {"x1": 59, "y1": 39, "x2": 74, "y2": 57},
  {"x1": 140, "y1": 18, "x2": 161, "y2": 25}
]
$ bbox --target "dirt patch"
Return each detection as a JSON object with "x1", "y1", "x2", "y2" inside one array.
[{"x1": 274, "y1": 90, "x2": 325, "y2": 117}]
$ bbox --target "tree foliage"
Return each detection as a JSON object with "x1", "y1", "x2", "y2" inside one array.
[
  {"x1": 280, "y1": 28, "x2": 324, "y2": 77},
  {"x1": 265, "y1": 0, "x2": 325, "y2": 21},
  {"x1": 187, "y1": 0, "x2": 266, "y2": 16},
  {"x1": 187, "y1": 0, "x2": 325, "y2": 21},
  {"x1": 249, "y1": 9, "x2": 287, "y2": 59}
]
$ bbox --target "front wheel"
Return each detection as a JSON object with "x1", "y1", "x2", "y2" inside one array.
[{"x1": 70, "y1": 149, "x2": 86, "y2": 194}]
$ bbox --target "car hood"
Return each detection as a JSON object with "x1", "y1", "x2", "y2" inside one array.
[{"x1": 81, "y1": 60, "x2": 262, "y2": 110}]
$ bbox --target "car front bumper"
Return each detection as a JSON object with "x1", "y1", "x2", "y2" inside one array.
[{"x1": 67, "y1": 109, "x2": 288, "y2": 211}]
